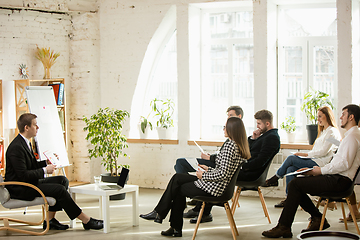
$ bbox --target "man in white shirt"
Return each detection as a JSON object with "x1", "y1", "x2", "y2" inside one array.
[{"x1": 262, "y1": 104, "x2": 360, "y2": 238}]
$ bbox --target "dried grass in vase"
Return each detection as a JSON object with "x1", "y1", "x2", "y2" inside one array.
[{"x1": 35, "y1": 45, "x2": 60, "y2": 79}]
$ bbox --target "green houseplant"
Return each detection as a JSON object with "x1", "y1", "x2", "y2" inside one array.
[
  {"x1": 83, "y1": 107, "x2": 130, "y2": 176},
  {"x1": 150, "y1": 98, "x2": 175, "y2": 129},
  {"x1": 139, "y1": 112, "x2": 153, "y2": 139},
  {"x1": 300, "y1": 88, "x2": 334, "y2": 144},
  {"x1": 150, "y1": 98, "x2": 175, "y2": 139},
  {"x1": 280, "y1": 116, "x2": 296, "y2": 143}
]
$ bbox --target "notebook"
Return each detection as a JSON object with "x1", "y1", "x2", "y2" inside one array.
[{"x1": 99, "y1": 168, "x2": 129, "y2": 190}]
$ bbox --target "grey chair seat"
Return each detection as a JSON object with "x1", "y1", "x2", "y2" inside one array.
[{"x1": 2, "y1": 196, "x2": 56, "y2": 209}]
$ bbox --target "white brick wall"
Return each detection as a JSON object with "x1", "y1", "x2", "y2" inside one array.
[{"x1": 69, "y1": 12, "x2": 100, "y2": 182}]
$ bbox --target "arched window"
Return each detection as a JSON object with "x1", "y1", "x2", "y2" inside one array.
[{"x1": 130, "y1": 6, "x2": 177, "y2": 139}]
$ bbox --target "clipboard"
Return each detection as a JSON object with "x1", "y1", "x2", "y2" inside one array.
[{"x1": 285, "y1": 168, "x2": 313, "y2": 176}]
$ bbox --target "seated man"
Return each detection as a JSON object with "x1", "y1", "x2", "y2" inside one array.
[
  {"x1": 185, "y1": 109, "x2": 281, "y2": 223},
  {"x1": 174, "y1": 105, "x2": 244, "y2": 174},
  {"x1": 262, "y1": 104, "x2": 360, "y2": 238},
  {"x1": 5, "y1": 113, "x2": 103, "y2": 231}
]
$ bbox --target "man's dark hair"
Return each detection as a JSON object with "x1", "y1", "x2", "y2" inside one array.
[
  {"x1": 227, "y1": 106, "x2": 244, "y2": 119},
  {"x1": 342, "y1": 104, "x2": 360, "y2": 125},
  {"x1": 17, "y1": 113, "x2": 37, "y2": 133},
  {"x1": 254, "y1": 109, "x2": 273, "y2": 125}
]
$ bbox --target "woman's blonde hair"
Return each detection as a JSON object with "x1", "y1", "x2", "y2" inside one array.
[
  {"x1": 317, "y1": 106, "x2": 337, "y2": 138},
  {"x1": 226, "y1": 117, "x2": 251, "y2": 159}
]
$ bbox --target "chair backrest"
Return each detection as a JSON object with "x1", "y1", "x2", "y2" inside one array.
[
  {"x1": 220, "y1": 163, "x2": 244, "y2": 201},
  {"x1": 237, "y1": 159, "x2": 272, "y2": 190}
]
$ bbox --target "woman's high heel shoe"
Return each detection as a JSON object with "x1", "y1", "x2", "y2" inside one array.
[{"x1": 161, "y1": 227, "x2": 182, "y2": 237}]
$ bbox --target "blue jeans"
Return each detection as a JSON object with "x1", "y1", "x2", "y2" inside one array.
[
  {"x1": 174, "y1": 158, "x2": 215, "y2": 174},
  {"x1": 276, "y1": 155, "x2": 319, "y2": 194}
]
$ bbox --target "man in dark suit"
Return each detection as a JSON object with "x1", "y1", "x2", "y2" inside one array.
[
  {"x1": 185, "y1": 109, "x2": 280, "y2": 223},
  {"x1": 5, "y1": 113, "x2": 103, "y2": 231}
]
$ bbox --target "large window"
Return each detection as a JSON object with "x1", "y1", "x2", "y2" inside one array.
[
  {"x1": 129, "y1": 6, "x2": 177, "y2": 139},
  {"x1": 278, "y1": 6, "x2": 337, "y2": 141},
  {"x1": 200, "y1": 9, "x2": 254, "y2": 140}
]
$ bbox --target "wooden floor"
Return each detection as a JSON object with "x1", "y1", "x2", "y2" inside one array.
[{"x1": 0, "y1": 188, "x2": 358, "y2": 239}]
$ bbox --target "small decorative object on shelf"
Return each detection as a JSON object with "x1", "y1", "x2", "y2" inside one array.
[
  {"x1": 35, "y1": 45, "x2": 60, "y2": 79},
  {"x1": 19, "y1": 64, "x2": 29, "y2": 79}
]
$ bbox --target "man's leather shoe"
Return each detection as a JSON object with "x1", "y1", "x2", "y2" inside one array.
[
  {"x1": 274, "y1": 199, "x2": 286, "y2": 208},
  {"x1": 301, "y1": 216, "x2": 330, "y2": 233},
  {"x1": 183, "y1": 209, "x2": 199, "y2": 218},
  {"x1": 262, "y1": 224, "x2": 292, "y2": 238},
  {"x1": 190, "y1": 214, "x2": 213, "y2": 224},
  {"x1": 140, "y1": 210, "x2": 157, "y2": 220},
  {"x1": 161, "y1": 227, "x2": 182, "y2": 237},
  {"x1": 262, "y1": 179, "x2": 279, "y2": 187},
  {"x1": 154, "y1": 213, "x2": 163, "y2": 224},
  {"x1": 82, "y1": 217, "x2": 104, "y2": 230},
  {"x1": 43, "y1": 218, "x2": 69, "y2": 230}
]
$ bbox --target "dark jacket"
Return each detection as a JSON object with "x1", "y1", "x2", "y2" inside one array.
[
  {"x1": 5, "y1": 134, "x2": 47, "y2": 200},
  {"x1": 238, "y1": 128, "x2": 280, "y2": 181}
]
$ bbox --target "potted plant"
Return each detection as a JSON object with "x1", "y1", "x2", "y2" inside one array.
[
  {"x1": 83, "y1": 107, "x2": 130, "y2": 200},
  {"x1": 300, "y1": 88, "x2": 334, "y2": 145},
  {"x1": 139, "y1": 114, "x2": 153, "y2": 139},
  {"x1": 280, "y1": 116, "x2": 296, "y2": 143},
  {"x1": 150, "y1": 98, "x2": 175, "y2": 139}
]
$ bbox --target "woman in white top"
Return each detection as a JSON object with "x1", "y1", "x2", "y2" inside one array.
[{"x1": 263, "y1": 106, "x2": 341, "y2": 206}]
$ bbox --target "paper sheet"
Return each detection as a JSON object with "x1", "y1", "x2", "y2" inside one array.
[
  {"x1": 185, "y1": 158, "x2": 205, "y2": 171},
  {"x1": 193, "y1": 141, "x2": 205, "y2": 153}
]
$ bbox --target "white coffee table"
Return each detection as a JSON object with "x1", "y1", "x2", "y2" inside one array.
[{"x1": 69, "y1": 183, "x2": 139, "y2": 233}]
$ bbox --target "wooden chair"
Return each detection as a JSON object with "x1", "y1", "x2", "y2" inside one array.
[
  {"x1": 191, "y1": 163, "x2": 244, "y2": 240},
  {"x1": 0, "y1": 176, "x2": 56, "y2": 235},
  {"x1": 230, "y1": 162, "x2": 272, "y2": 223},
  {"x1": 311, "y1": 181, "x2": 360, "y2": 234}
]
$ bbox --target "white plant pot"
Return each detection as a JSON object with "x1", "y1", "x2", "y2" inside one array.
[
  {"x1": 138, "y1": 124, "x2": 149, "y2": 139},
  {"x1": 287, "y1": 132, "x2": 296, "y2": 143},
  {"x1": 157, "y1": 127, "x2": 174, "y2": 139}
]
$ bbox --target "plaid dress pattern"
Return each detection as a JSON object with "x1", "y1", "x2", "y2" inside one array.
[{"x1": 194, "y1": 140, "x2": 246, "y2": 197}]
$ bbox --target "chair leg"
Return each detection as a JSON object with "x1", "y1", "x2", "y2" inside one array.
[
  {"x1": 224, "y1": 202, "x2": 238, "y2": 240},
  {"x1": 231, "y1": 189, "x2": 240, "y2": 208},
  {"x1": 341, "y1": 202, "x2": 348, "y2": 230},
  {"x1": 319, "y1": 199, "x2": 329, "y2": 231},
  {"x1": 231, "y1": 187, "x2": 241, "y2": 215},
  {"x1": 315, "y1": 197, "x2": 322, "y2": 208},
  {"x1": 258, "y1": 187, "x2": 271, "y2": 224},
  {"x1": 346, "y1": 198, "x2": 360, "y2": 235},
  {"x1": 192, "y1": 202, "x2": 206, "y2": 240}
]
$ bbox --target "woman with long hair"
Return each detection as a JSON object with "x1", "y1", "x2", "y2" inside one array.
[
  {"x1": 263, "y1": 106, "x2": 341, "y2": 207},
  {"x1": 139, "y1": 117, "x2": 251, "y2": 237}
]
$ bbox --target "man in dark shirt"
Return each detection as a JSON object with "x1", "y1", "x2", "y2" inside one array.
[{"x1": 185, "y1": 109, "x2": 280, "y2": 223}]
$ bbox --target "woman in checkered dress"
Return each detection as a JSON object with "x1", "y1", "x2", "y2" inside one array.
[{"x1": 139, "y1": 117, "x2": 251, "y2": 237}]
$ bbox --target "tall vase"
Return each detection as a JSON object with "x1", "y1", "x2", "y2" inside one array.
[{"x1": 43, "y1": 66, "x2": 51, "y2": 79}]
